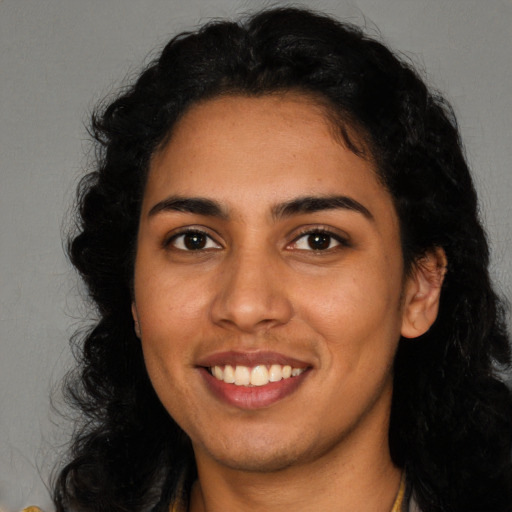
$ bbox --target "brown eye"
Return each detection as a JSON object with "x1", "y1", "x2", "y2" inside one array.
[
  {"x1": 291, "y1": 230, "x2": 347, "y2": 252},
  {"x1": 169, "y1": 230, "x2": 221, "y2": 251},
  {"x1": 307, "y1": 233, "x2": 332, "y2": 250},
  {"x1": 183, "y1": 232, "x2": 207, "y2": 250}
]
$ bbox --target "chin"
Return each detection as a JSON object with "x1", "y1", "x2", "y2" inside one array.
[
  {"x1": 206, "y1": 445, "x2": 302, "y2": 473},
  {"x1": 194, "y1": 426, "x2": 333, "y2": 474}
]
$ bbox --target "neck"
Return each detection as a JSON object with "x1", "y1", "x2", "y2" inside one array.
[
  {"x1": 189, "y1": 400, "x2": 401, "y2": 512},
  {"x1": 191, "y1": 463, "x2": 401, "y2": 512}
]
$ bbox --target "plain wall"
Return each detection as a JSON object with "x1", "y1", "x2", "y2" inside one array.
[{"x1": 1, "y1": 0, "x2": 510, "y2": 510}]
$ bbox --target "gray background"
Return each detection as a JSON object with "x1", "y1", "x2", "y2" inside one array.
[{"x1": 1, "y1": 0, "x2": 510, "y2": 510}]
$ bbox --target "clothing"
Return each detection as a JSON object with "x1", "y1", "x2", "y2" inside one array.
[
  {"x1": 399, "y1": 476, "x2": 422, "y2": 512},
  {"x1": 391, "y1": 473, "x2": 407, "y2": 512}
]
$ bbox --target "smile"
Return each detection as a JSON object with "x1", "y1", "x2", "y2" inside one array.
[
  {"x1": 198, "y1": 352, "x2": 311, "y2": 409},
  {"x1": 209, "y1": 364, "x2": 306, "y2": 387}
]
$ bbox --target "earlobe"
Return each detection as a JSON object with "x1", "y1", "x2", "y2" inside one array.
[
  {"x1": 401, "y1": 248, "x2": 447, "y2": 339},
  {"x1": 131, "y1": 302, "x2": 141, "y2": 338}
]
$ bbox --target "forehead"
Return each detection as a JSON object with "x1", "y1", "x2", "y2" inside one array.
[
  {"x1": 144, "y1": 94, "x2": 393, "y2": 223},
  {"x1": 154, "y1": 93, "x2": 346, "y2": 169}
]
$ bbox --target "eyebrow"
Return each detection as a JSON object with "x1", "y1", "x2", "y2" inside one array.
[
  {"x1": 148, "y1": 196, "x2": 228, "y2": 219},
  {"x1": 147, "y1": 194, "x2": 373, "y2": 221},
  {"x1": 272, "y1": 195, "x2": 373, "y2": 220}
]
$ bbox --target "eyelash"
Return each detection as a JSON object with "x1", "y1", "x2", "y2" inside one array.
[
  {"x1": 288, "y1": 228, "x2": 350, "y2": 252},
  {"x1": 164, "y1": 229, "x2": 222, "y2": 251},
  {"x1": 164, "y1": 227, "x2": 350, "y2": 253}
]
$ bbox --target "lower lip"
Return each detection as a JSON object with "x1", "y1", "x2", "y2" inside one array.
[{"x1": 199, "y1": 368, "x2": 309, "y2": 409}]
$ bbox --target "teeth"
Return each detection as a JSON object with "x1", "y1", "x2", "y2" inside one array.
[
  {"x1": 224, "y1": 364, "x2": 235, "y2": 383},
  {"x1": 250, "y1": 365, "x2": 269, "y2": 386},
  {"x1": 234, "y1": 365, "x2": 250, "y2": 386},
  {"x1": 210, "y1": 364, "x2": 305, "y2": 387},
  {"x1": 268, "y1": 364, "x2": 282, "y2": 382},
  {"x1": 212, "y1": 366, "x2": 223, "y2": 380}
]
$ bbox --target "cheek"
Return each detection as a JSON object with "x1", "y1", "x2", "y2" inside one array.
[
  {"x1": 134, "y1": 273, "x2": 209, "y2": 384},
  {"x1": 137, "y1": 268, "x2": 212, "y2": 333},
  {"x1": 137, "y1": 292, "x2": 204, "y2": 418},
  {"x1": 293, "y1": 260, "x2": 404, "y2": 357}
]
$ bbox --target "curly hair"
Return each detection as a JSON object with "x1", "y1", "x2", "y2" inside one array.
[{"x1": 54, "y1": 7, "x2": 512, "y2": 512}]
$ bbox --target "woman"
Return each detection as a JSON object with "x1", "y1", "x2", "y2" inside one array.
[{"x1": 54, "y1": 7, "x2": 512, "y2": 512}]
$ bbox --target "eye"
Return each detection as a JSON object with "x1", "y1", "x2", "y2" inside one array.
[
  {"x1": 168, "y1": 230, "x2": 221, "y2": 251},
  {"x1": 291, "y1": 230, "x2": 347, "y2": 251}
]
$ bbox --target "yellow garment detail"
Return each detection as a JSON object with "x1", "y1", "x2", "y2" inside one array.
[{"x1": 391, "y1": 472, "x2": 407, "y2": 512}]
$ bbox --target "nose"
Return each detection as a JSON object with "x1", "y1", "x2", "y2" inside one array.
[{"x1": 210, "y1": 248, "x2": 293, "y2": 333}]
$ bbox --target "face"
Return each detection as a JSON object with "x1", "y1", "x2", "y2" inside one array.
[{"x1": 132, "y1": 94, "x2": 421, "y2": 474}]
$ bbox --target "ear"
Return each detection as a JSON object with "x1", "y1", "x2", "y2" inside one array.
[
  {"x1": 401, "y1": 248, "x2": 447, "y2": 339},
  {"x1": 131, "y1": 302, "x2": 141, "y2": 338}
]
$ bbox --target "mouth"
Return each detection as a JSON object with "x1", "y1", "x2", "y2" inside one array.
[
  {"x1": 197, "y1": 351, "x2": 311, "y2": 409},
  {"x1": 208, "y1": 364, "x2": 306, "y2": 387}
]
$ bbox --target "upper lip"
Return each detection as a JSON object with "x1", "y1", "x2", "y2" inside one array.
[{"x1": 196, "y1": 350, "x2": 311, "y2": 368}]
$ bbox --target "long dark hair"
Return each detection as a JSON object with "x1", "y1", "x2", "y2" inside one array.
[{"x1": 54, "y1": 7, "x2": 512, "y2": 512}]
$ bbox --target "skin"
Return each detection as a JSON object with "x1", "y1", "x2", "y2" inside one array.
[{"x1": 132, "y1": 94, "x2": 444, "y2": 511}]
